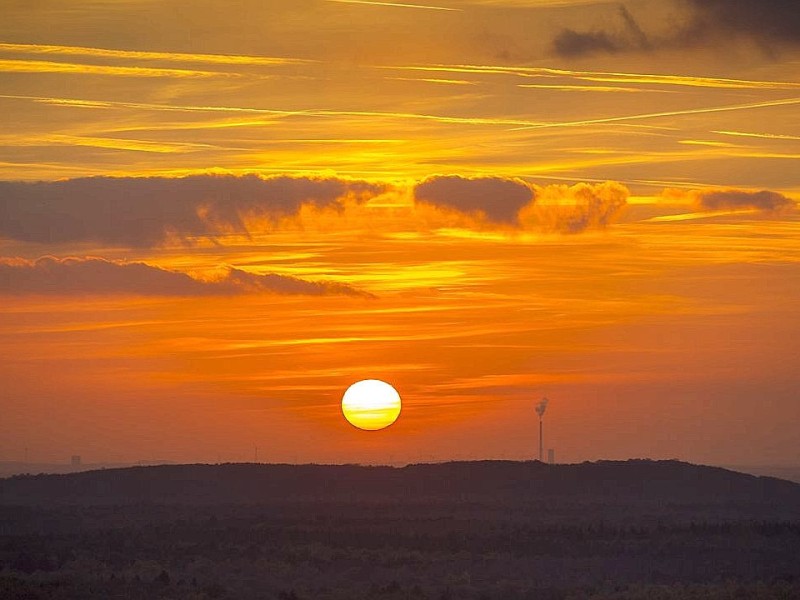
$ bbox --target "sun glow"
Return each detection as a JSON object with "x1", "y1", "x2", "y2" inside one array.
[{"x1": 341, "y1": 379, "x2": 402, "y2": 431}]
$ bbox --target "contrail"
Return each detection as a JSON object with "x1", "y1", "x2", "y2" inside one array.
[
  {"x1": 713, "y1": 130, "x2": 800, "y2": 141},
  {"x1": 0, "y1": 93, "x2": 543, "y2": 127},
  {"x1": 385, "y1": 63, "x2": 800, "y2": 90},
  {"x1": 0, "y1": 42, "x2": 312, "y2": 66},
  {"x1": 326, "y1": 0, "x2": 461, "y2": 11},
  {"x1": 510, "y1": 97, "x2": 800, "y2": 131},
  {"x1": 0, "y1": 58, "x2": 228, "y2": 79}
]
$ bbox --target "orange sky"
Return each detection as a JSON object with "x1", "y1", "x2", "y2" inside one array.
[{"x1": 1, "y1": 0, "x2": 799, "y2": 467}]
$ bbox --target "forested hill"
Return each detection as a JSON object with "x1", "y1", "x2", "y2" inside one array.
[{"x1": 2, "y1": 459, "x2": 799, "y2": 506}]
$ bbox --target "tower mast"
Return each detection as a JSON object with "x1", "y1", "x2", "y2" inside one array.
[
  {"x1": 534, "y1": 397, "x2": 549, "y2": 462},
  {"x1": 539, "y1": 417, "x2": 543, "y2": 461}
]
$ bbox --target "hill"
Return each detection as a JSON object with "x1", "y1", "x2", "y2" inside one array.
[
  {"x1": 2, "y1": 459, "x2": 799, "y2": 508},
  {"x1": 2, "y1": 460, "x2": 800, "y2": 599}
]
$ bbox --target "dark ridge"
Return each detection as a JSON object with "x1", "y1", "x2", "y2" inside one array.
[{"x1": 2, "y1": 459, "x2": 799, "y2": 507}]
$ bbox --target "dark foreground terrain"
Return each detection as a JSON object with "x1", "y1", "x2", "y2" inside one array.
[{"x1": 1, "y1": 460, "x2": 799, "y2": 599}]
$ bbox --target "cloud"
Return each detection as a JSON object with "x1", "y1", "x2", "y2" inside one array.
[
  {"x1": 552, "y1": 29, "x2": 621, "y2": 58},
  {"x1": 684, "y1": 0, "x2": 800, "y2": 47},
  {"x1": 0, "y1": 174, "x2": 386, "y2": 247},
  {"x1": 412, "y1": 176, "x2": 627, "y2": 232},
  {"x1": 550, "y1": 0, "x2": 800, "y2": 58},
  {"x1": 0, "y1": 257, "x2": 372, "y2": 298},
  {"x1": 551, "y1": 6, "x2": 652, "y2": 58},
  {"x1": 688, "y1": 189, "x2": 796, "y2": 212},
  {"x1": 521, "y1": 181, "x2": 629, "y2": 233},
  {"x1": 220, "y1": 267, "x2": 373, "y2": 297},
  {"x1": 413, "y1": 175, "x2": 534, "y2": 224}
]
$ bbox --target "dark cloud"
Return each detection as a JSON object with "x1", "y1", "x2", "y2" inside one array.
[
  {"x1": 0, "y1": 256, "x2": 372, "y2": 297},
  {"x1": 413, "y1": 175, "x2": 534, "y2": 224},
  {"x1": 551, "y1": 5, "x2": 652, "y2": 58},
  {"x1": 553, "y1": 29, "x2": 621, "y2": 58},
  {"x1": 617, "y1": 5, "x2": 651, "y2": 50},
  {"x1": 550, "y1": 0, "x2": 800, "y2": 58},
  {"x1": 686, "y1": 0, "x2": 800, "y2": 46},
  {"x1": 692, "y1": 189, "x2": 796, "y2": 212},
  {"x1": 553, "y1": 6, "x2": 650, "y2": 58},
  {"x1": 0, "y1": 174, "x2": 386, "y2": 247}
]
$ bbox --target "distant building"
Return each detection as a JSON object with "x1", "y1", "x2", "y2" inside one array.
[
  {"x1": 71, "y1": 455, "x2": 81, "y2": 467},
  {"x1": 547, "y1": 449, "x2": 555, "y2": 465}
]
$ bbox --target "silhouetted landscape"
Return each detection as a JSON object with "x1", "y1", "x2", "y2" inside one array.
[{"x1": 2, "y1": 460, "x2": 799, "y2": 599}]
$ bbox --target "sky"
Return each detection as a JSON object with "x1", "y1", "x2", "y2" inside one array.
[{"x1": 1, "y1": 0, "x2": 799, "y2": 467}]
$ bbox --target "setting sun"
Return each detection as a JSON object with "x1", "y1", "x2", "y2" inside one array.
[{"x1": 341, "y1": 379, "x2": 402, "y2": 431}]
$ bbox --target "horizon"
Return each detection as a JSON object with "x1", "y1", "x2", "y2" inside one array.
[
  {"x1": 4, "y1": 456, "x2": 800, "y2": 482},
  {"x1": 1, "y1": 0, "x2": 799, "y2": 469}
]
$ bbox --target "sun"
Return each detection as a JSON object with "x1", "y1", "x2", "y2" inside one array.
[{"x1": 341, "y1": 379, "x2": 402, "y2": 431}]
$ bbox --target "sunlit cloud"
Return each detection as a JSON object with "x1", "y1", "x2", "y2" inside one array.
[
  {"x1": 664, "y1": 188, "x2": 797, "y2": 213},
  {"x1": 523, "y1": 181, "x2": 629, "y2": 233},
  {"x1": 0, "y1": 256, "x2": 372, "y2": 297}
]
